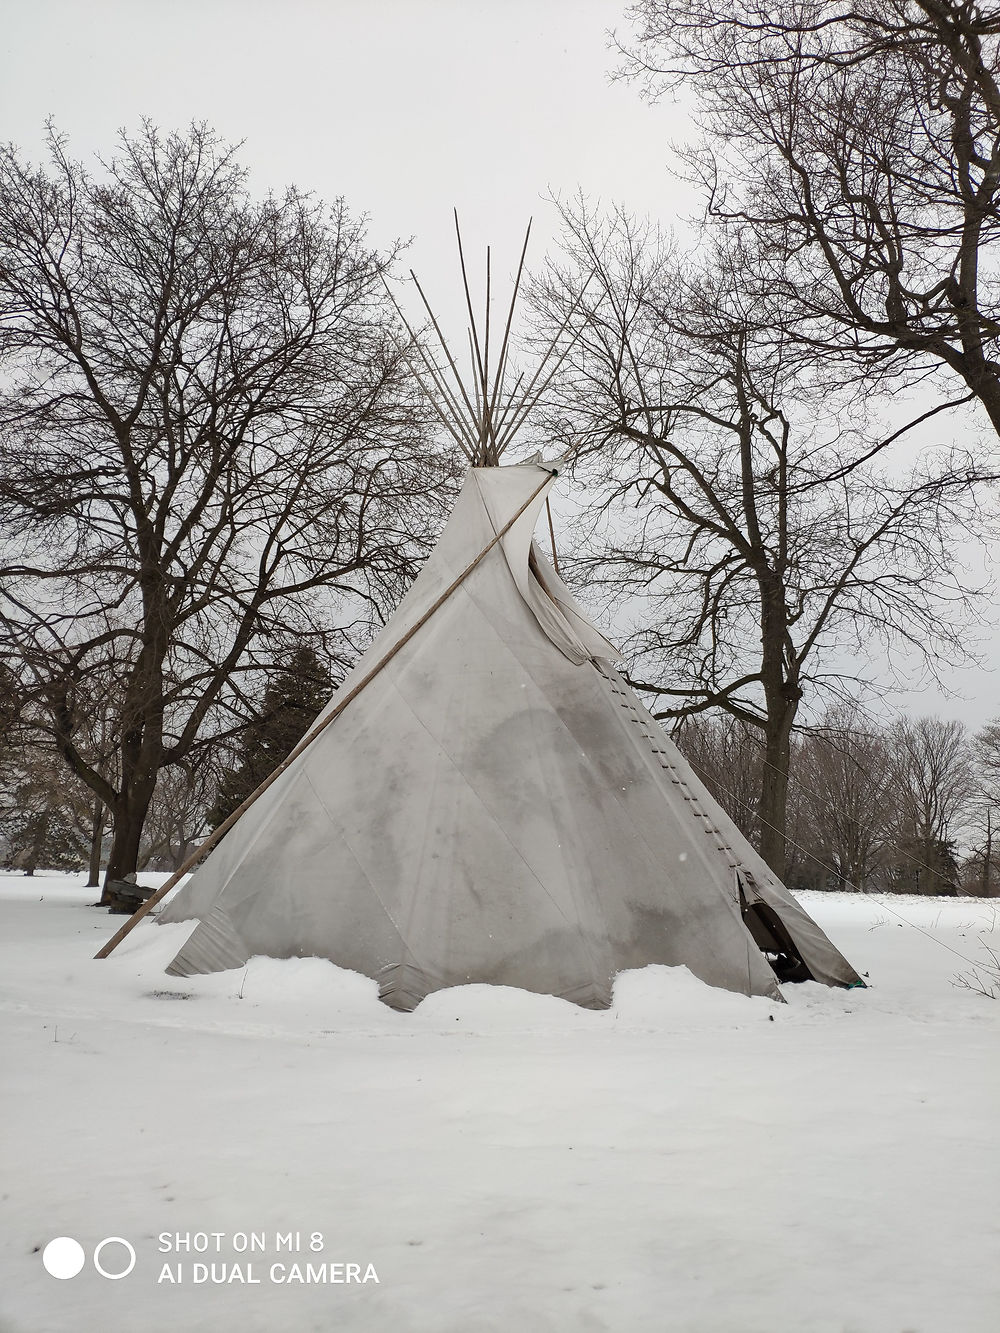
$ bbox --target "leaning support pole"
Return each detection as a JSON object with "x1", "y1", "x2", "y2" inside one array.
[
  {"x1": 95, "y1": 469, "x2": 557, "y2": 960},
  {"x1": 545, "y1": 497, "x2": 561, "y2": 576}
]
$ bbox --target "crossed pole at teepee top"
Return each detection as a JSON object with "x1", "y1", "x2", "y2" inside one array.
[{"x1": 94, "y1": 470, "x2": 557, "y2": 961}]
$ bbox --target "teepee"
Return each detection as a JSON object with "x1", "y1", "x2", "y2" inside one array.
[
  {"x1": 104, "y1": 221, "x2": 862, "y2": 1006},
  {"x1": 158, "y1": 460, "x2": 861, "y2": 1006}
]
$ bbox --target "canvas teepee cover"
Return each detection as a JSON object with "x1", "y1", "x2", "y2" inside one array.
[{"x1": 160, "y1": 462, "x2": 862, "y2": 1007}]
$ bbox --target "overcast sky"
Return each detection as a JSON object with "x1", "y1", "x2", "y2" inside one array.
[
  {"x1": 4, "y1": 1, "x2": 688, "y2": 281},
  {"x1": 3, "y1": 1, "x2": 996, "y2": 728}
]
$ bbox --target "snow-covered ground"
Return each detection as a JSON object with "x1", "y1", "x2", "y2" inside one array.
[{"x1": 1, "y1": 873, "x2": 997, "y2": 1333}]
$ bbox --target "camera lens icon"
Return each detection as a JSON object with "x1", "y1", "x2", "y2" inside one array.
[
  {"x1": 93, "y1": 1237, "x2": 136, "y2": 1280},
  {"x1": 42, "y1": 1236, "x2": 136, "y2": 1280},
  {"x1": 42, "y1": 1238, "x2": 85, "y2": 1280}
]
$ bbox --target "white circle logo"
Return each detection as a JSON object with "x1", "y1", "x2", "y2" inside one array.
[
  {"x1": 93, "y1": 1237, "x2": 136, "y2": 1280},
  {"x1": 42, "y1": 1237, "x2": 86, "y2": 1280}
]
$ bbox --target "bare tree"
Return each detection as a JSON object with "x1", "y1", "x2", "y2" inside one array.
[
  {"x1": 888, "y1": 715, "x2": 975, "y2": 893},
  {"x1": 966, "y1": 717, "x2": 1000, "y2": 893},
  {"x1": 672, "y1": 711, "x2": 763, "y2": 843},
  {"x1": 615, "y1": 0, "x2": 1000, "y2": 437},
  {"x1": 791, "y1": 702, "x2": 899, "y2": 892},
  {"x1": 537, "y1": 204, "x2": 983, "y2": 874},
  {"x1": 0, "y1": 123, "x2": 453, "y2": 906},
  {"x1": 973, "y1": 718, "x2": 1000, "y2": 807},
  {"x1": 137, "y1": 759, "x2": 219, "y2": 873}
]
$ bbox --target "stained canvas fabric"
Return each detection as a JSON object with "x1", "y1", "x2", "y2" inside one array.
[{"x1": 160, "y1": 463, "x2": 862, "y2": 1007}]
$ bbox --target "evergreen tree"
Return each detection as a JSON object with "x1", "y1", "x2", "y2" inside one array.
[
  {"x1": 208, "y1": 648, "x2": 332, "y2": 829},
  {"x1": 889, "y1": 837, "x2": 961, "y2": 898},
  {"x1": 1, "y1": 755, "x2": 90, "y2": 874}
]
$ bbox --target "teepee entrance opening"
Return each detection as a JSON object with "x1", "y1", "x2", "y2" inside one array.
[{"x1": 738, "y1": 873, "x2": 813, "y2": 984}]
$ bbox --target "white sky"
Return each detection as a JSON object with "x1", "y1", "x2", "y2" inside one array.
[
  {"x1": 3, "y1": 1, "x2": 687, "y2": 284},
  {"x1": 3, "y1": 0, "x2": 996, "y2": 729}
]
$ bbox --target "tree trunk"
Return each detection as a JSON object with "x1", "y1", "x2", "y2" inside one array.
[
  {"x1": 86, "y1": 798, "x2": 104, "y2": 889},
  {"x1": 917, "y1": 834, "x2": 936, "y2": 895},
  {"x1": 981, "y1": 808, "x2": 992, "y2": 897},
  {"x1": 759, "y1": 702, "x2": 797, "y2": 878},
  {"x1": 757, "y1": 576, "x2": 801, "y2": 880},
  {"x1": 101, "y1": 785, "x2": 156, "y2": 909},
  {"x1": 24, "y1": 810, "x2": 51, "y2": 878},
  {"x1": 99, "y1": 637, "x2": 167, "y2": 909}
]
